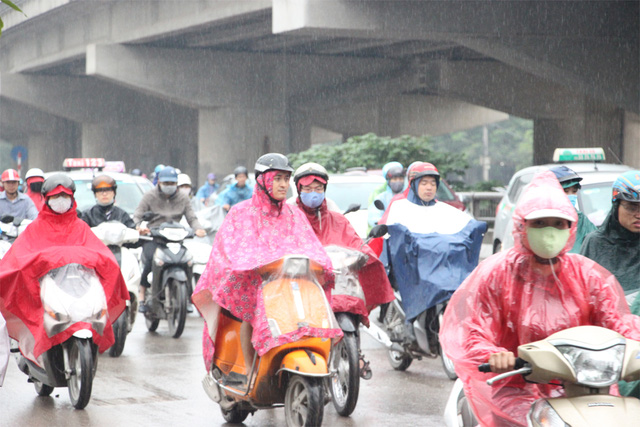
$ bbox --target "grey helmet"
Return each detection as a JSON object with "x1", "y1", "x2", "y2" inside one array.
[
  {"x1": 293, "y1": 162, "x2": 329, "y2": 188},
  {"x1": 254, "y1": 153, "x2": 294, "y2": 179},
  {"x1": 42, "y1": 173, "x2": 76, "y2": 196}
]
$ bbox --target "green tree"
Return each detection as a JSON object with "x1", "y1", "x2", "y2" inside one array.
[
  {"x1": 1, "y1": 0, "x2": 24, "y2": 37},
  {"x1": 288, "y1": 133, "x2": 468, "y2": 186}
]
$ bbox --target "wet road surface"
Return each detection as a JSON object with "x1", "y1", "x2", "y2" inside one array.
[{"x1": 0, "y1": 311, "x2": 454, "y2": 426}]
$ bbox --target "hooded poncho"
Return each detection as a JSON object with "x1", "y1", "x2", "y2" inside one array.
[
  {"x1": 295, "y1": 197, "x2": 394, "y2": 325},
  {"x1": 192, "y1": 171, "x2": 342, "y2": 369},
  {"x1": 0, "y1": 200, "x2": 128, "y2": 364},
  {"x1": 440, "y1": 171, "x2": 640, "y2": 426}
]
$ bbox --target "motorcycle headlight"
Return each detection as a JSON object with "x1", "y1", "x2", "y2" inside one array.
[
  {"x1": 158, "y1": 227, "x2": 189, "y2": 242},
  {"x1": 282, "y1": 257, "x2": 309, "y2": 278},
  {"x1": 529, "y1": 400, "x2": 569, "y2": 427},
  {"x1": 556, "y1": 344, "x2": 625, "y2": 387}
]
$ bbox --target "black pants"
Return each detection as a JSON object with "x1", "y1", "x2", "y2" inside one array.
[{"x1": 140, "y1": 241, "x2": 158, "y2": 288}]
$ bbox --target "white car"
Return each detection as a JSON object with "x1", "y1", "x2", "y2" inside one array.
[{"x1": 493, "y1": 150, "x2": 633, "y2": 253}]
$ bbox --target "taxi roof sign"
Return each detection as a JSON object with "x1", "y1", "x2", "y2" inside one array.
[
  {"x1": 63, "y1": 158, "x2": 106, "y2": 170},
  {"x1": 552, "y1": 148, "x2": 605, "y2": 163}
]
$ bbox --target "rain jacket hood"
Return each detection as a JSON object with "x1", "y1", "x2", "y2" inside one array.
[
  {"x1": 439, "y1": 171, "x2": 640, "y2": 426},
  {"x1": 0, "y1": 200, "x2": 128, "y2": 364},
  {"x1": 193, "y1": 172, "x2": 341, "y2": 369},
  {"x1": 296, "y1": 198, "x2": 394, "y2": 324},
  {"x1": 512, "y1": 170, "x2": 578, "y2": 257}
]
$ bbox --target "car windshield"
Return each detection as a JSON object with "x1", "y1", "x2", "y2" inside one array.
[
  {"x1": 74, "y1": 179, "x2": 153, "y2": 216},
  {"x1": 580, "y1": 182, "x2": 614, "y2": 226},
  {"x1": 326, "y1": 182, "x2": 383, "y2": 211},
  {"x1": 437, "y1": 183, "x2": 455, "y2": 202}
]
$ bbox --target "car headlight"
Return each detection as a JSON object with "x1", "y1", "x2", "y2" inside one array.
[
  {"x1": 556, "y1": 344, "x2": 624, "y2": 387},
  {"x1": 529, "y1": 400, "x2": 569, "y2": 427}
]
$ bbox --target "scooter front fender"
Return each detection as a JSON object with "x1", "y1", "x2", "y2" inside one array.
[
  {"x1": 162, "y1": 266, "x2": 188, "y2": 283},
  {"x1": 335, "y1": 312, "x2": 358, "y2": 333},
  {"x1": 277, "y1": 350, "x2": 329, "y2": 377}
]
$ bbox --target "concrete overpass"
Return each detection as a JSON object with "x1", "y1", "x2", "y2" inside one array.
[{"x1": 0, "y1": 0, "x2": 638, "y2": 183}]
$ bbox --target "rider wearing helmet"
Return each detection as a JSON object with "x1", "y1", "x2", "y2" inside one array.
[
  {"x1": 0, "y1": 169, "x2": 38, "y2": 220},
  {"x1": 24, "y1": 168, "x2": 46, "y2": 211},
  {"x1": 192, "y1": 153, "x2": 339, "y2": 375},
  {"x1": 195, "y1": 172, "x2": 219, "y2": 206},
  {"x1": 549, "y1": 165, "x2": 596, "y2": 253},
  {"x1": 134, "y1": 166, "x2": 206, "y2": 313},
  {"x1": 367, "y1": 162, "x2": 405, "y2": 227},
  {"x1": 441, "y1": 171, "x2": 640, "y2": 425},
  {"x1": 216, "y1": 166, "x2": 253, "y2": 212},
  {"x1": 293, "y1": 162, "x2": 394, "y2": 324},
  {"x1": 0, "y1": 173, "x2": 128, "y2": 361},
  {"x1": 80, "y1": 174, "x2": 135, "y2": 229}
]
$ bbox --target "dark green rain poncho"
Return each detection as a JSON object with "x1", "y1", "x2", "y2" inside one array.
[{"x1": 581, "y1": 200, "x2": 640, "y2": 397}]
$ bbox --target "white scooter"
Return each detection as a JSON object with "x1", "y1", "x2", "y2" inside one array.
[
  {"x1": 444, "y1": 325, "x2": 640, "y2": 426},
  {"x1": 92, "y1": 221, "x2": 141, "y2": 357}
]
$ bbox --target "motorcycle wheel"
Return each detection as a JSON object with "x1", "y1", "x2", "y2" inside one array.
[
  {"x1": 438, "y1": 313, "x2": 458, "y2": 380},
  {"x1": 330, "y1": 332, "x2": 360, "y2": 417},
  {"x1": 34, "y1": 379, "x2": 54, "y2": 396},
  {"x1": 284, "y1": 375, "x2": 324, "y2": 427},
  {"x1": 109, "y1": 309, "x2": 128, "y2": 357},
  {"x1": 220, "y1": 406, "x2": 250, "y2": 424},
  {"x1": 145, "y1": 315, "x2": 159, "y2": 332},
  {"x1": 67, "y1": 338, "x2": 94, "y2": 409},
  {"x1": 383, "y1": 304, "x2": 412, "y2": 371},
  {"x1": 167, "y1": 280, "x2": 187, "y2": 338}
]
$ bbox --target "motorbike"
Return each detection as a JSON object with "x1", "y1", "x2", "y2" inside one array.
[
  {"x1": 324, "y1": 222, "x2": 388, "y2": 417},
  {"x1": 141, "y1": 219, "x2": 194, "y2": 338},
  {"x1": 12, "y1": 264, "x2": 108, "y2": 409},
  {"x1": 91, "y1": 221, "x2": 141, "y2": 357},
  {"x1": 444, "y1": 325, "x2": 640, "y2": 426},
  {"x1": 201, "y1": 255, "x2": 339, "y2": 426},
  {"x1": 0, "y1": 215, "x2": 31, "y2": 259}
]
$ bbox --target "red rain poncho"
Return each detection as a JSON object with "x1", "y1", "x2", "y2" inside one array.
[
  {"x1": 295, "y1": 198, "x2": 394, "y2": 325},
  {"x1": 193, "y1": 171, "x2": 342, "y2": 369},
  {"x1": 439, "y1": 171, "x2": 640, "y2": 426},
  {"x1": 0, "y1": 201, "x2": 128, "y2": 363}
]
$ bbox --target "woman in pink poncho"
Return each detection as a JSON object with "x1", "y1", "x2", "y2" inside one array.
[
  {"x1": 192, "y1": 153, "x2": 341, "y2": 371},
  {"x1": 439, "y1": 171, "x2": 640, "y2": 426}
]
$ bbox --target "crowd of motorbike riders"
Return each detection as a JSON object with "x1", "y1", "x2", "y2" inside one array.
[{"x1": 0, "y1": 153, "x2": 639, "y2": 426}]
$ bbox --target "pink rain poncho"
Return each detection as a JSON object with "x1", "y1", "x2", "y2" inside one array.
[
  {"x1": 439, "y1": 171, "x2": 640, "y2": 426},
  {"x1": 192, "y1": 171, "x2": 342, "y2": 369}
]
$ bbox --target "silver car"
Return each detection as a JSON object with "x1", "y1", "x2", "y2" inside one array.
[{"x1": 493, "y1": 162, "x2": 633, "y2": 253}]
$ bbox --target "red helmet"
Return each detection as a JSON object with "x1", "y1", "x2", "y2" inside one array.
[
  {"x1": 410, "y1": 162, "x2": 440, "y2": 186},
  {"x1": 1, "y1": 169, "x2": 20, "y2": 182}
]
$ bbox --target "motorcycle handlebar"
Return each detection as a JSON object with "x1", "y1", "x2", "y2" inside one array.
[{"x1": 478, "y1": 358, "x2": 527, "y2": 373}]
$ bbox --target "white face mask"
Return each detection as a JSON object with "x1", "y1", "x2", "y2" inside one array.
[
  {"x1": 179, "y1": 187, "x2": 191, "y2": 196},
  {"x1": 160, "y1": 185, "x2": 177, "y2": 196},
  {"x1": 48, "y1": 196, "x2": 72, "y2": 214}
]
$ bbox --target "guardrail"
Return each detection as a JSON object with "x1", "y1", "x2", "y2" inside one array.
[{"x1": 457, "y1": 192, "x2": 503, "y2": 227}]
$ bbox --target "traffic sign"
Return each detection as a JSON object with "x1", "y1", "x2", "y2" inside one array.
[{"x1": 10, "y1": 145, "x2": 28, "y2": 163}]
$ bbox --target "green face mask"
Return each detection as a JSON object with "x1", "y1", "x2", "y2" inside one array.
[{"x1": 526, "y1": 226, "x2": 570, "y2": 259}]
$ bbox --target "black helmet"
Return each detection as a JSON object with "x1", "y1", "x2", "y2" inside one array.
[
  {"x1": 549, "y1": 165, "x2": 582, "y2": 190},
  {"x1": 254, "y1": 153, "x2": 294, "y2": 179},
  {"x1": 42, "y1": 173, "x2": 76, "y2": 197},
  {"x1": 293, "y1": 162, "x2": 329, "y2": 188},
  {"x1": 91, "y1": 174, "x2": 117, "y2": 193},
  {"x1": 233, "y1": 166, "x2": 249, "y2": 177}
]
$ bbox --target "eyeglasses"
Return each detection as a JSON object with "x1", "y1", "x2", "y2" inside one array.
[
  {"x1": 620, "y1": 201, "x2": 640, "y2": 214},
  {"x1": 300, "y1": 185, "x2": 324, "y2": 193}
]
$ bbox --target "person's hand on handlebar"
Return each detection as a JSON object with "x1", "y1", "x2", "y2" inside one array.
[
  {"x1": 137, "y1": 226, "x2": 150, "y2": 235},
  {"x1": 489, "y1": 351, "x2": 516, "y2": 373},
  {"x1": 195, "y1": 229, "x2": 206, "y2": 238}
]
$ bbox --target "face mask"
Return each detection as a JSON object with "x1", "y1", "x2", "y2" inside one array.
[
  {"x1": 300, "y1": 191, "x2": 325, "y2": 209},
  {"x1": 567, "y1": 195, "x2": 578, "y2": 210},
  {"x1": 29, "y1": 182, "x2": 43, "y2": 193},
  {"x1": 179, "y1": 188, "x2": 191, "y2": 196},
  {"x1": 97, "y1": 199, "x2": 113, "y2": 207},
  {"x1": 161, "y1": 185, "x2": 177, "y2": 196},
  {"x1": 389, "y1": 181, "x2": 404, "y2": 194},
  {"x1": 48, "y1": 196, "x2": 72, "y2": 214},
  {"x1": 526, "y1": 226, "x2": 570, "y2": 259}
]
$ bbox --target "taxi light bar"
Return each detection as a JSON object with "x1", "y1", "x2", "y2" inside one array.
[
  {"x1": 553, "y1": 148, "x2": 605, "y2": 163},
  {"x1": 63, "y1": 158, "x2": 106, "y2": 169}
]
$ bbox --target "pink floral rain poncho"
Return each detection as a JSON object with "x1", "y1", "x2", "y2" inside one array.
[
  {"x1": 439, "y1": 171, "x2": 640, "y2": 426},
  {"x1": 192, "y1": 170, "x2": 341, "y2": 369}
]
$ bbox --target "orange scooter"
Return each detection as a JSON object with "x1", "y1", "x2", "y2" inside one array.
[{"x1": 202, "y1": 255, "x2": 340, "y2": 427}]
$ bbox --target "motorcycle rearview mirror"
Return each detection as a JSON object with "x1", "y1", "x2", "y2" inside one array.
[
  {"x1": 368, "y1": 224, "x2": 388, "y2": 239},
  {"x1": 12, "y1": 216, "x2": 24, "y2": 227},
  {"x1": 343, "y1": 203, "x2": 361, "y2": 216},
  {"x1": 373, "y1": 199, "x2": 385, "y2": 211},
  {"x1": 1, "y1": 214, "x2": 14, "y2": 224}
]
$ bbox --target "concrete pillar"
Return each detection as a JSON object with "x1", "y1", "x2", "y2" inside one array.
[
  {"x1": 198, "y1": 107, "x2": 289, "y2": 185},
  {"x1": 624, "y1": 112, "x2": 640, "y2": 168}
]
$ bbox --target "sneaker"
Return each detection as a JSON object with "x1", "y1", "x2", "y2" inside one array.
[
  {"x1": 138, "y1": 302, "x2": 149, "y2": 313},
  {"x1": 187, "y1": 303, "x2": 194, "y2": 313}
]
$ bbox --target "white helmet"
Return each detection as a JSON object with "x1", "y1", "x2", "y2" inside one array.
[
  {"x1": 25, "y1": 168, "x2": 45, "y2": 180},
  {"x1": 177, "y1": 173, "x2": 192, "y2": 187}
]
